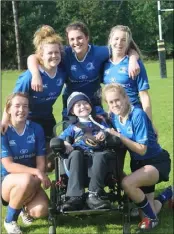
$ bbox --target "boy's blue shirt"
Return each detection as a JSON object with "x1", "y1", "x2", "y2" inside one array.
[{"x1": 58, "y1": 118, "x2": 109, "y2": 151}]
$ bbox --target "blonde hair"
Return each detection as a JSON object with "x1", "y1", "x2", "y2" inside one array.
[
  {"x1": 5, "y1": 92, "x2": 29, "y2": 116},
  {"x1": 108, "y1": 25, "x2": 141, "y2": 57},
  {"x1": 33, "y1": 25, "x2": 63, "y2": 63},
  {"x1": 102, "y1": 83, "x2": 128, "y2": 102}
]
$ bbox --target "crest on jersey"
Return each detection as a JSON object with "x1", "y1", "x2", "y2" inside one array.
[
  {"x1": 71, "y1": 65, "x2": 77, "y2": 71},
  {"x1": 86, "y1": 62, "x2": 95, "y2": 71},
  {"x1": 27, "y1": 134, "x2": 35, "y2": 143}
]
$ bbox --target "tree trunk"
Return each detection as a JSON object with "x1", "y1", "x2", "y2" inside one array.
[{"x1": 12, "y1": 1, "x2": 22, "y2": 70}]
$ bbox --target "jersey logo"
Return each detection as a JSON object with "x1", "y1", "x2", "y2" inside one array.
[
  {"x1": 9, "y1": 140, "x2": 16, "y2": 146},
  {"x1": 79, "y1": 75, "x2": 88, "y2": 80},
  {"x1": 71, "y1": 65, "x2": 77, "y2": 71},
  {"x1": 20, "y1": 149, "x2": 28, "y2": 154},
  {"x1": 49, "y1": 92, "x2": 57, "y2": 96},
  {"x1": 27, "y1": 134, "x2": 35, "y2": 143},
  {"x1": 86, "y1": 62, "x2": 95, "y2": 71},
  {"x1": 119, "y1": 66, "x2": 127, "y2": 74},
  {"x1": 127, "y1": 126, "x2": 133, "y2": 134},
  {"x1": 104, "y1": 69, "x2": 110, "y2": 75},
  {"x1": 56, "y1": 79, "x2": 63, "y2": 86},
  {"x1": 43, "y1": 84, "x2": 48, "y2": 89}
]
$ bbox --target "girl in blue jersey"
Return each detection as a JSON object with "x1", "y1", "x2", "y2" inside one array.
[
  {"x1": 27, "y1": 22, "x2": 140, "y2": 120},
  {"x1": 1, "y1": 25, "x2": 67, "y2": 171},
  {"x1": 103, "y1": 83, "x2": 171, "y2": 231},
  {"x1": 103, "y1": 25, "x2": 155, "y2": 125},
  {"x1": 1, "y1": 93, "x2": 51, "y2": 234}
]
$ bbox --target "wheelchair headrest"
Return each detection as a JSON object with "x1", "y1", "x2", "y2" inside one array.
[{"x1": 50, "y1": 137, "x2": 65, "y2": 154}]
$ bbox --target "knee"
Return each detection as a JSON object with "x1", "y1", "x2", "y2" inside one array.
[
  {"x1": 19, "y1": 174, "x2": 38, "y2": 191},
  {"x1": 121, "y1": 177, "x2": 133, "y2": 192},
  {"x1": 29, "y1": 202, "x2": 49, "y2": 218}
]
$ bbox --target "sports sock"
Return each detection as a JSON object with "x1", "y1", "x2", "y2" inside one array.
[
  {"x1": 155, "y1": 186, "x2": 173, "y2": 205},
  {"x1": 5, "y1": 205, "x2": 21, "y2": 223},
  {"x1": 135, "y1": 196, "x2": 157, "y2": 220}
]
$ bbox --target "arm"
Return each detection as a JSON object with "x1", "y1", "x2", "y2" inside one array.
[
  {"x1": 139, "y1": 90, "x2": 158, "y2": 137},
  {"x1": 128, "y1": 49, "x2": 140, "y2": 79},
  {"x1": 27, "y1": 54, "x2": 43, "y2": 92},
  {"x1": 1, "y1": 157, "x2": 40, "y2": 175},
  {"x1": 36, "y1": 156, "x2": 51, "y2": 189},
  {"x1": 109, "y1": 128, "x2": 147, "y2": 155},
  {"x1": 139, "y1": 90, "x2": 152, "y2": 121},
  {"x1": 1, "y1": 108, "x2": 10, "y2": 134}
]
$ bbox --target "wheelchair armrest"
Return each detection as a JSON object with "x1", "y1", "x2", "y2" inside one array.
[
  {"x1": 50, "y1": 137, "x2": 66, "y2": 155},
  {"x1": 105, "y1": 132, "x2": 121, "y2": 148}
]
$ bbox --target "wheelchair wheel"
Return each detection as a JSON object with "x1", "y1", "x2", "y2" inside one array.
[{"x1": 49, "y1": 225, "x2": 56, "y2": 234}]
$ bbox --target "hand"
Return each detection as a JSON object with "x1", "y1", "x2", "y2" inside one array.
[
  {"x1": 64, "y1": 141, "x2": 74, "y2": 154},
  {"x1": 31, "y1": 73, "x2": 43, "y2": 92},
  {"x1": 95, "y1": 131, "x2": 105, "y2": 141},
  {"x1": 128, "y1": 57, "x2": 140, "y2": 79},
  {"x1": 0, "y1": 121, "x2": 9, "y2": 134},
  {"x1": 35, "y1": 169, "x2": 51, "y2": 189},
  {"x1": 108, "y1": 128, "x2": 121, "y2": 138}
]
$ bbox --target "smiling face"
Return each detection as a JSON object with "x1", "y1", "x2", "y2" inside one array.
[
  {"x1": 7, "y1": 95, "x2": 29, "y2": 125},
  {"x1": 67, "y1": 30, "x2": 89, "y2": 59},
  {"x1": 109, "y1": 29, "x2": 129, "y2": 58},
  {"x1": 71, "y1": 100, "x2": 92, "y2": 118},
  {"x1": 104, "y1": 90, "x2": 129, "y2": 117},
  {"x1": 40, "y1": 43, "x2": 61, "y2": 69}
]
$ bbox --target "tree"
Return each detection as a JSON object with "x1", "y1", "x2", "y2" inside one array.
[{"x1": 12, "y1": 1, "x2": 22, "y2": 70}]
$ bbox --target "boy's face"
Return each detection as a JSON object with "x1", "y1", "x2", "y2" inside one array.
[{"x1": 71, "y1": 100, "x2": 92, "y2": 118}]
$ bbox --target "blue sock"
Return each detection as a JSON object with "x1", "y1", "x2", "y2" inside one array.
[
  {"x1": 155, "y1": 186, "x2": 173, "y2": 205},
  {"x1": 5, "y1": 205, "x2": 21, "y2": 223},
  {"x1": 135, "y1": 196, "x2": 157, "y2": 220}
]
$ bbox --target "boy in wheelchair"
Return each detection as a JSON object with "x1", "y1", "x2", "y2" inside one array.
[{"x1": 56, "y1": 91, "x2": 121, "y2": 211}]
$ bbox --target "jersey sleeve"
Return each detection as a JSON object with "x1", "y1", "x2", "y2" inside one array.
[
  {"x1": 133, "y1": 110, "x2": 148, "y2": 145},
  {"x1": 136, "y1": 60, "x2": 150, "y2": 92},
  {"x1": 34, "y1": 124, "x2": 46, "y2": 156},
  {"x1": 58, "y1": 125, "x2": 75, "y2": 141},
  {"x1": 1, "y1": 134, "x2": 13, "y2": 158},
  {"x1": 13, "y1": 70, "x2": 32, "y2": 93}
]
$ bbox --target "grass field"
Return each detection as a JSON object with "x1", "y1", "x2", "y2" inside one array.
[{"x1": 1, "y1": 60, "x2": 173, "y2": 234}]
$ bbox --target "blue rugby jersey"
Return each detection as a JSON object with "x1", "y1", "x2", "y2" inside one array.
[
  {"x1": 110, "y1": 107, "x2": 162, "y2": 160},
  {"x1": 63, "y1": 45, "x2": 109, "y2": 103},
  {"x1": 103, "y1": 56, "x2": 150, "y2": 106},
  {"x1": 1, "y1": 121, "x2": 46, "y2": 177},
  {"x1": 13, "y1": 64, "x2": 67, "y2": 118}
]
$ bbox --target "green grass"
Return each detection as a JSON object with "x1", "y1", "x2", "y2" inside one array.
[{"x1": 1, "y1": 60, "x2": 173, "y2": 234}]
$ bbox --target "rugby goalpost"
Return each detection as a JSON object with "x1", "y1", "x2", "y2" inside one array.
[{"x1": 157, "y1": 0, "x2": 174, "y2": 78}]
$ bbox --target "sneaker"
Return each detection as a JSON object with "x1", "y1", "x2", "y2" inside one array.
[
  {"x1": 19, "y1": 210, "x2": 33, "y2": 225},
  {"x1": 86, "y1": 192, "x2": 111, "y2": 210},
  {"x1": 62, "y1": 196, "x2": 84, "y2": 211},
  {"x1": 138, "y1": 217, "x2": 159, "y2": 230},
  {"x1": 4, "y1": 220, "x2": 23, "y2": 234}
]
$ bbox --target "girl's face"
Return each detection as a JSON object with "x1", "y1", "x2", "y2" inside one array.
[
  {"x1": 41, "y1": 43, "x2": 61, "y2": 69},
  {"x1": 110, "y1": 29, "x2": 129, "y2": 57},
  {"x1": 8, "y1": 96, "x2": 29, "y2": 124},
  {"x1": 72, "y1": 100, "x2": 92, "y2": 118},
  {"x1": 105, "y1": 91, "x2": 128, "y2": 116},
  {"x1": 67, "y1": 30, "x2": 89, "y2": 59}
]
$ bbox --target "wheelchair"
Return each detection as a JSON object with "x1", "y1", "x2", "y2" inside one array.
[{"x1": 48, "y1": 120, "x2": 131, "y2": 234}]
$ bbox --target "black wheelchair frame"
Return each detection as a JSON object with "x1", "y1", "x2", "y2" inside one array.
[{"x1": 48, "y1": 131, "x2": 131, "y2": 234}]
